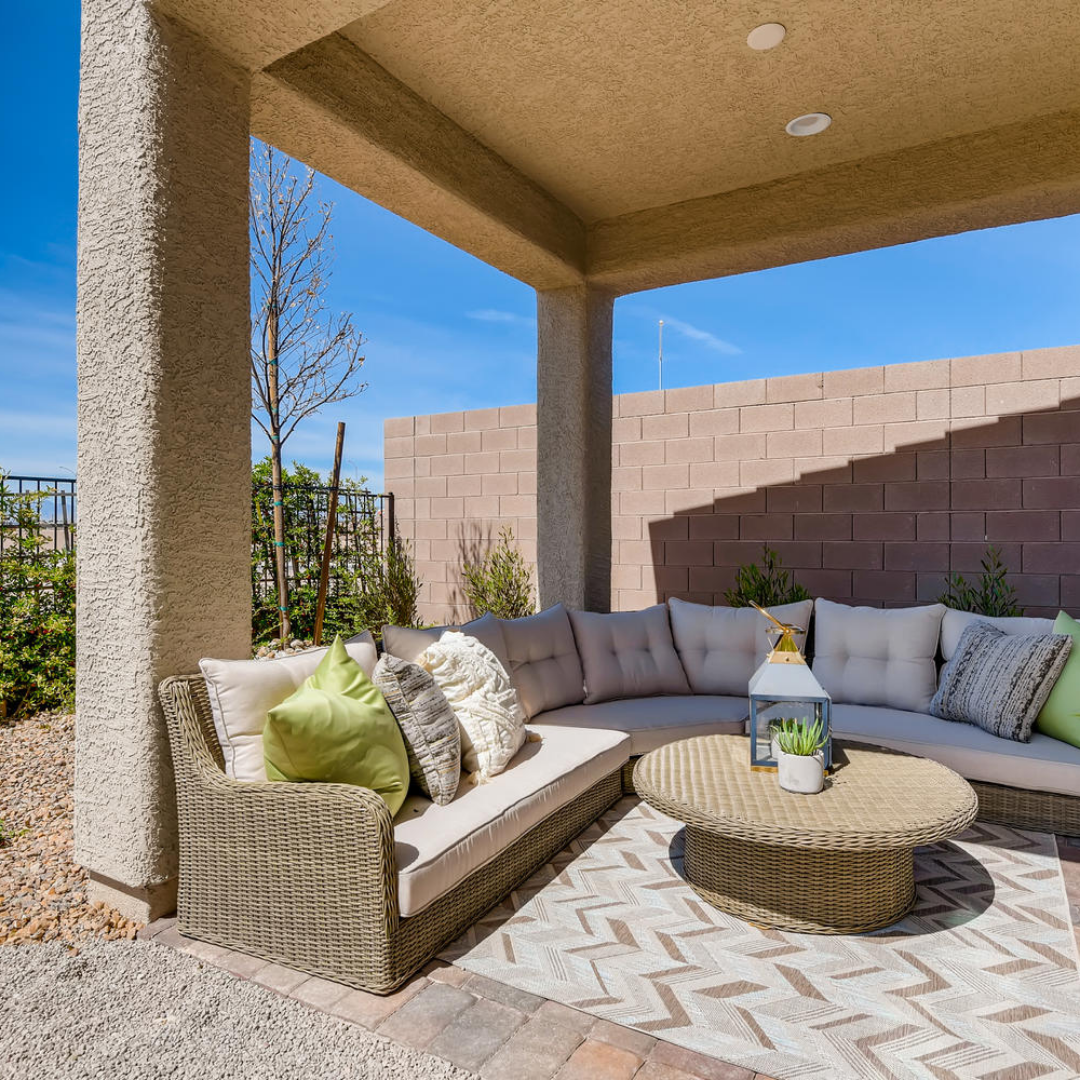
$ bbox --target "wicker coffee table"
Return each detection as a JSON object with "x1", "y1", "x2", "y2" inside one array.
[{"x1": 634, "y1": 735, "x2": 978, "y2": 934}]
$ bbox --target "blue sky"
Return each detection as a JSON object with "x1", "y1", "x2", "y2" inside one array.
[{"x1": 2, "y1": 5, "x2": 1079, "y2": 491}]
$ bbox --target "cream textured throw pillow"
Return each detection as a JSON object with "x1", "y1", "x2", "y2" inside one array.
[{"x1": 416, "y1": 631, "x2": 526, "y2": 782}]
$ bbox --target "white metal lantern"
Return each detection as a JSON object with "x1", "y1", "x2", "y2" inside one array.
[{"x1": 748, "y1": 654, "x2": 832, "y2": 773}]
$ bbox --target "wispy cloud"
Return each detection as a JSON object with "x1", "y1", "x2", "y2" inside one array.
[
  {"x1": 662, "y1": 316, "x2": 741, "y2": 356},
  {"x1": 466, "y1": 308, "x2": 536, "y2": 330}
]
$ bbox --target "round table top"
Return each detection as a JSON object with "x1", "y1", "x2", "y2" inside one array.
[{"x1": 634, "y1": 735, "x2": 978, "y2": 851}]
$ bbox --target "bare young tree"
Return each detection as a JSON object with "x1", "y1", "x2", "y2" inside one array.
[{"x1": 250, "y1": 140, "x2": 367, "y2": 640}]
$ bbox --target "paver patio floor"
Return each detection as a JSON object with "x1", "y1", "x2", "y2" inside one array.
[{"x1": 140, "y1": 822, "x2": 1080, "y2": 1080}]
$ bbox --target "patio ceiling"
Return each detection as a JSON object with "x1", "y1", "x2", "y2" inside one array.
[{"x1": 163, "y1": 0, "x2": 1080, "y2": 293}]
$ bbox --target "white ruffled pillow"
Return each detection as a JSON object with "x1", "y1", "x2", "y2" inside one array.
[{"x1": 416, "y1": 631, "x2": 526, "y2": 782}]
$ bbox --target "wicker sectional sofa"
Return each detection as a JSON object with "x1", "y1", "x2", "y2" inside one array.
[{"x1": 158, "y1": 597, "x2": 1080, "y2": 993}]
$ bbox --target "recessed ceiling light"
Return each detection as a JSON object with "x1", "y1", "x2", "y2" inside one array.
[
  {"x1": 785, "y1": 112, "x2": 832, "y2": 137},
  {"x1": 747, "y1": 22, "x2": 786, "y2": 50}
]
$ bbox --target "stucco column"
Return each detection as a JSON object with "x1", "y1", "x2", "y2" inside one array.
[
  {"x1": 535, "y1": 285, "x2": 614, "y2": 612},
  {"x1": 75, "y1": 1, "x2": 252, "y2": 921}
]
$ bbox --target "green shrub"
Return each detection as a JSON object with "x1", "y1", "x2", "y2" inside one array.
[
  {"x1": 937, "y1": 545, "x2": 1022, "y2": 617},
  {"x1": 0, "y1": 475, "x2": 76, "y2": 718},
  {"x1": 724, "y1": 545, "x2": 810, "y2": 609},
  {"x1": 461, "y1": 526, "x2": 536, "y2": 620}
]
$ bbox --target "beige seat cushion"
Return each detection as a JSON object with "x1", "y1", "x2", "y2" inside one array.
[
  {"x1": 382, "y1": 614, "x2": 512, "y2": 674},
  {"x1": 569, "y1": 605, "x2": 690, "y2": 704},
  {"x1": 668, "y1": 597, "x2": 813, "y2": 695},
  {"x1": 498, "y1": 604, "x2": 585, "y2": 717},
  {"x1": 812, "y1": 599, "x2": 945, "y2": 713},
  {"x1": 532, "y1": 695, "x2": 747, "y2": 755},
  {"x1": 831, "y1": 703, "x2": 1080, "y2": 797},
  {"x1": 199, "y1": 632, "x2": 377, "y2": 782},
  {"x1": 393, "y1": 724, "x2": 628, "y2": 917},
  {"x1": 939, "y1": 609, "x2": 1056, "y2": 662}
]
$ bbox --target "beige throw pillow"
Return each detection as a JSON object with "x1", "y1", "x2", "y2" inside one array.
[{"x1": 416, "y1": 631, "x2": 526, "y2": 782}]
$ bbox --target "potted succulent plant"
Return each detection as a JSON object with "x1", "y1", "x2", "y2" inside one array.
[{"x1": 775, "y1": 717, "x2": 827, "y2": 794}]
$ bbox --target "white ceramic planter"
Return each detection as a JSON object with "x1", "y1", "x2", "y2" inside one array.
[{"x1": 777, "y1": 749, "x2": 825, "y2": 794}]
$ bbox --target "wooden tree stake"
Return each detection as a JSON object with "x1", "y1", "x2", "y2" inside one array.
[{"x1": 313, "y1": 421, "x2": 346, "y2": 646}]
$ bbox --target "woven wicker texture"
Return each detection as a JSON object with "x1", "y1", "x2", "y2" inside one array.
[
  {"x1": 971, "y1": 780, "x2": 1080, "y2": 837},
  {"x1": 683, "y1": 828, "x2": 916, "y2": 934},
  {"x1": 158, "y1": 674, "x2": 621, "y2": 994},
  {"x1": 634, "y1": 735, "x2": 978, "y2": 850},
  {"x1": 635, "y1": 735, "x2": 978, "y2": 933}
]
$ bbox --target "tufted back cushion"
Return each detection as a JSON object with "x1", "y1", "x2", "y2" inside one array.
[
  {"x1": 940, "y1": 608, "x2": 1055, "y2": 662},
  {"x1": 498, "y1": 604, "x2": 585, "y2": 718},
  {"x1": 569, "y1": 605, "x2": 690, "y2": 705},
  {"x1": 382, "y1": 613, "x2": 512, "y2": 675},
  {"x1": 811, "y1": 599, "x2": 945, "y2": 713},
  {"x1": 668, "y1": 597, "x2": 814, "y2": 695}
]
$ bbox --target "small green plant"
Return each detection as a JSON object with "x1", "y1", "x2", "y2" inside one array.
[
  {"x1": 775, "y1": 717, "x2": 826, "y2": 757},
  {"x1": 724, "y1": 545, "x2": 810, "y2": 609},
  {"x1": 461, "y1": 526, "x2": 536, "y2": 620},
  {"x1": 937, "y1": 545, "x2": 1022, "y2": 617}
]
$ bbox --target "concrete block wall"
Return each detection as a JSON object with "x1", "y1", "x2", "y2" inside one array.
[
  {"x1": 384, "y1": 404, "x2": 538, "y2": 623},
  {"x1": 386, "y1": 345, "x2": 1080, "y2": 624}
]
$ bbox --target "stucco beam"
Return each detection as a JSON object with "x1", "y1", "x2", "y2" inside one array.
[
  {"x1": 156, "y1": 0, "x2": 395, "y2": 72},
  {"x1": 253, "y1": 33, "x2": 586, "y2": 291},
  {"x1": 588, "y1": 107, "x2": 1080, "y2": 294}
]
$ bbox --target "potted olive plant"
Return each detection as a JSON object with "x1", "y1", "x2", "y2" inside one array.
[{"x1": 775, "y1": 717, "x2": 827, "y2": 794}]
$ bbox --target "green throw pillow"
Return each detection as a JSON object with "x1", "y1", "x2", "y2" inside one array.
[
  {"x1": 1034, "y1": 611, "x2": 1080, "y2": 748},
  {"x1": 264, "y1": 635, "x2": 410, "y2": 815}
]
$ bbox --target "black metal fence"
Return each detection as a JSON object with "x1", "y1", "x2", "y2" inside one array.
[
  {"x1": 0, "y1": 475, "x2": 77, "y2": 557},
  {"x1": 251, "y1": 481, "x2": 395, "y2": 605},
  {"x1": 1, "y1": 475, "x2": 394, "y2": 605}
]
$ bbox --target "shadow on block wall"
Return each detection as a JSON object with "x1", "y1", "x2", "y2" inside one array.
[{"x1": 644, "y1": 395, "x2": 1080, "y2": 618}]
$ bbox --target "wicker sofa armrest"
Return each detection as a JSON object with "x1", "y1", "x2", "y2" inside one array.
[{"x1": 158, "y1": 674, "x2": 399, "y2": 964}]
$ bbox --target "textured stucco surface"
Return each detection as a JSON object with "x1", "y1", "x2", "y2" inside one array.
[
  {"x1": 75, "y1": 0, "x2": 253, "y2": 911},
  {"x1": 588, "y1": 107, "x2": 1080, "y2": 293},
  {"x1": 158, "y1": 0, "x2": 394, "y2": 71},
  {"x1": 529, "y1": 288, "x2": 609, "y2": 611},
  {"x1": 157, "y1": 0, "x2": 1080, "y2": 294},
  {"x1": 342, "y1": 0, "x2": 1080, "y2": 222},
  {"x1": 253, "y1": 34, "x2": 585, "y2": 291}
]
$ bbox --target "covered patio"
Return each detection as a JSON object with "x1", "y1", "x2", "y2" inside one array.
[{"x1": 75, "y1": 0, "x2": 1080, "y2": 1048}]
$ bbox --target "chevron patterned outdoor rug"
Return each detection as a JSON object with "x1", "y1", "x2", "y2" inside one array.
[{"x1": 443, "y1": 798, "x2": 1080, "y2": 1080}]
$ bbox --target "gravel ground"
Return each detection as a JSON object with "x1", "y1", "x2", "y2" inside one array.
[
  {"x1": 0, "y1": 941, "x2": 476, "y2": 1080},
  {"x1": 0, "y1": 713, "x2": 140, "y2": 945}
]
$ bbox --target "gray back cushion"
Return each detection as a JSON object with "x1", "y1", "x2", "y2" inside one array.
[
  {"x1": 940, "y1": 608, "x2": 1055, "y2": 662},
  {"x1": 931, "y1": 621, "x2": 1072, "y2": 742},
  {"x1": 499, "y1": 604, "x2": 585, "y2": 718},
  {"x1": 382, "y1": 624, "x2": 444, "y2": 663},
  {"x1": 569, "y1": 605, "x2": 690, "y2": 705},
  {"x1": 382, "y1": 613, "x2": 512, "y2": 675},
  {"x1": 812, "y1": 599, "x2": 946, "y2": 713},
  {"x1": 668, "y1": 597, "x2": 813, "y2": 695}
]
